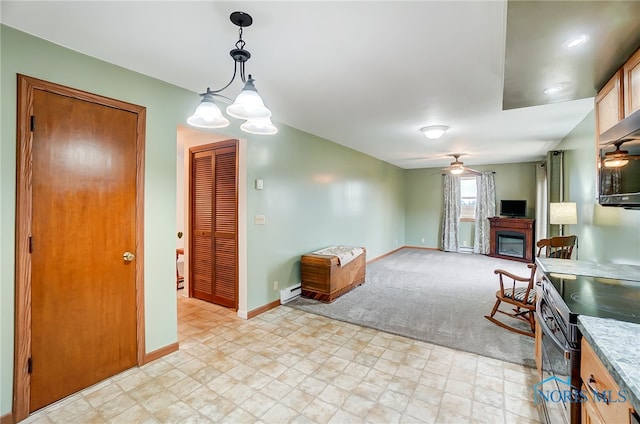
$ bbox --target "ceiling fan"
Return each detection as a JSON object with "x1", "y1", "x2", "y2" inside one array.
[
  {"x1": 442, "y1": 154, "x2": 481, "y2": 175},
  {"x1": 602, "y1": 139, "x2": 640, "y2": 168}
]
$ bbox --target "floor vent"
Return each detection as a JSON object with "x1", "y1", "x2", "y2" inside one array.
[{"x1": 280, "y1": 284, "x2": 301, "y2": 304}]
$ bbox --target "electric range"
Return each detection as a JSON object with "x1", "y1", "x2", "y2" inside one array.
[
  {"x1": 536, "y1": 273, "x2": 640, "y2": 424},
  {"x1": 545, "y1": 273, "x2": 640, "y2": 324}
]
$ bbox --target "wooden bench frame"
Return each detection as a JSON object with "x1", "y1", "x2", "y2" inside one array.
[{"x1": 300, "y1": 248, "x2": 366, "y2": 303}]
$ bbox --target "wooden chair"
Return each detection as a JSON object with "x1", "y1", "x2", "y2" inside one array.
[
  {"x1": 484, "y1": 263, "x2": 538, "y2": 337},
  {"x1": 536, "y1": 235, "x2": 577, "y2": 259}
]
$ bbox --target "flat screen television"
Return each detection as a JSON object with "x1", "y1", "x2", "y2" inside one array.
[{"x1": 500, "y1": 200, "x2": 527, "y2": 217}]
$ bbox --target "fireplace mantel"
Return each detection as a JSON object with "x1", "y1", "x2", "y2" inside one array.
[{"x1": 488, "y1": 217, "x2": 535, "y2": 263}]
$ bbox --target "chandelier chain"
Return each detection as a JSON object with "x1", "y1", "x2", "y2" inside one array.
[{"x1": 236, "y1": 27, "x2": 245, "y2": 50}]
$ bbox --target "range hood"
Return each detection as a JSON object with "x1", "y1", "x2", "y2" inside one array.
[{"x1": 599, "y1": 107, "x2": 640, "y2": 146}]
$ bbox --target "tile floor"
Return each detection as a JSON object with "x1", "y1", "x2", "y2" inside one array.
[{"x1": 22, "y1": 292, "x2": 541, "y2": 423}]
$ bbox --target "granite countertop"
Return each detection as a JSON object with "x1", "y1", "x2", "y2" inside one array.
[
  {"x1": 578, "y1": 315, "x2": 640, "y2": 414},
  {"x1": 536, "y1": 257, "x2": 640, "y2": 282}
]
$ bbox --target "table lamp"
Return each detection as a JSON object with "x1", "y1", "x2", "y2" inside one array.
[{"x1": 549, "y1": 202, "x2": 577, "y2": 236}]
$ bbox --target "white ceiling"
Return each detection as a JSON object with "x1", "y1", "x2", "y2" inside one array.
[{"x1": 2, "y1": 1, "x2": 639, "y2": 170}]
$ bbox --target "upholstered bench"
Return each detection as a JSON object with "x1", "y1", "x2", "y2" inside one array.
[{"x1": 300, "y1": 246, "x2": 366, "y2": 303}]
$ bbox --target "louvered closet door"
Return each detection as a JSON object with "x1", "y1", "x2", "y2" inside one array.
[{"x1": 190, "y1": 143, "x2": 238, "y2": 309}]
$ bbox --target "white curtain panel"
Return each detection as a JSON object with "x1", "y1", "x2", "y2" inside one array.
[
  {"x1": 442, "y1": 174, "x2": 461, "y2": 252},
  {"x1": 535, "y1": 162, "x2": 548, "y2": 242},
  {"x1": 473, "y1": 172, "x2": 496, "y2": 254}
]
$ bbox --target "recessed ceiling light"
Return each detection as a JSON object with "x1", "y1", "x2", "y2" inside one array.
[
  {"x1": 544, "y1": 84, "x2": 565, "y2": 95},
  {"x1": 563, "y1": 34, "x2": 589, "y2": 49}
]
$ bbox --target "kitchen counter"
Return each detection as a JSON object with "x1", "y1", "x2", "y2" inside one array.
[
  {"x1": 536, "y1": 257, "x2": 640, "y2": 281},
  {"x1": 578, "y1": 315, "x2": 640, "y2": 414}
]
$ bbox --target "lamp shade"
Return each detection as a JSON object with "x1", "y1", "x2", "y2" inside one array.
[
  {"x1": 549, "y1": 202, "x2": 577, "y2": 225},
  {"x1": 240, "y1": 117, "x2": 278, "y2": 135},
  {"x1": 187, "y1": 93, "x2": 230, "y2": 128},
  {"x1": 226, "y1": 77, "x2": 272, "y2": 120}
]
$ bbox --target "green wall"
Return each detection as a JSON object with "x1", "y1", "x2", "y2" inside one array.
[
  {"x1": 556, "y1": 111, "x2": 640, "y2": 264},
  {"x1": 0, "y1": 25, "x2": 406, "y2": 415},
  {"x1": 404, "y1": 162, "x2": 538, "y2": 248},
  {"x1": 245, "y1": 124, "x2": 405, "y2": 310}
]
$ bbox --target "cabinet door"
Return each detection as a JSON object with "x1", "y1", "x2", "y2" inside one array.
[
  {"x1": 581, "y1": 339, "x2": 632, "y2": 424},
  {"x1": 581, "y1": 395, "x2": 606, "y2": 424},
  {"x1": 624, "y1": 48, "x2": 640, "y2": 117},
  {"x1": 595, "y1": 70, "x2": 624, "y2": 139}
]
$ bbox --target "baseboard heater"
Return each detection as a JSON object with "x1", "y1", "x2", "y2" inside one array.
[{"x1": 280, "y1": 283, "x2": 301, "y2": 304}]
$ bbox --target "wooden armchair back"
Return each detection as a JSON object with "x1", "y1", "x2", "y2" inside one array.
[{"x1": 536, "y1": 235, "x2": 577, "y2": 259}]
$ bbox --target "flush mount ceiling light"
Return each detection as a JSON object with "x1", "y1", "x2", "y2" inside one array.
[
  {"x1": 187, "y1": 11, "x2": 277, "y2": 135},
  {"x1": 563, "y1": 34, "x2": 590, "y2": 49},
  {"x1": 420, "y1": 125, "x2": 449, "y2": 140}
]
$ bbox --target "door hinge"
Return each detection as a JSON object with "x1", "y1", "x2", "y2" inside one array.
[
  {"x1": 30, "y1": 116, "x2": 36, "y2": 132},
  {"x1": 28, "y1": 236, "x2": 33, "y2": 253},
  {"x1": 27, "y1": 357, "x2": 32, "y2": 374}
]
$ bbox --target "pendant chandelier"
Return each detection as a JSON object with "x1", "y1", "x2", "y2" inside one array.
[{"x1": 187, "y1": 11, "x2": 277, "y2": 135}]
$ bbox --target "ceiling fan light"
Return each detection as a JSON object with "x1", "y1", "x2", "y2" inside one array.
[
  {"x1": 603, "y1": 157, "x2": 629, "y2": 168},
  {"x1": 226, "y1": 77, "x2": 272, "y2": 120},
  {"x1": 420, "y1": 125, "x2": 449, "y2": 140},
  {"x1": 450, "y1": 165, "x2": 464, "y2": 175},
  {"x1": 603, "y1": 147, "x2": 630, "y2": 168},
  {"x1": 187, "y1": 93, "x2": 230, "y2": 128},
  {"x1": 240, "y1": 117, "x2": 278, "y2": 135}
]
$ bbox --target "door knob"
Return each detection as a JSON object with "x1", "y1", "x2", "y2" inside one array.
[{"x1": 123, "y1": 251, "x2": 135, "y2": 262}]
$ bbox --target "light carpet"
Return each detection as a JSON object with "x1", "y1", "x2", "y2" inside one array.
[{"x1": 286, "y1": 247, "x2": 536, "y2": 367}]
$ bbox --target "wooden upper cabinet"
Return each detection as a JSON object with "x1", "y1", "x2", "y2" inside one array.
[
  {"x1": 623, "y1": 47, "x2": 640, "y2": 117},
  {"x1": 595, "y1": 69, "x2": 624, "y2": 139}
]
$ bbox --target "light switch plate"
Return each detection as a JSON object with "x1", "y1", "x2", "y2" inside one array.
[
  {"x1": 255, "y1": 179, "x2": 264, "y2": 190},
  {"x1": 254, "y1": 215, "x2": 266, "y2": 225}
]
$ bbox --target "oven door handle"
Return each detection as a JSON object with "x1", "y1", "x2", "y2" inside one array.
[{"x1": 535, "y1": 309, "x2": 570, "y2": 357}]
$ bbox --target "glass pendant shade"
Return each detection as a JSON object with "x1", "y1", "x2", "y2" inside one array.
[
  {"x1": 187, "y1": 94, "x2": 230, "y2": 128},
  {"x1": 240, "y1": 117, "x2": 278, "y2": 135},
  {"x1": 226, "y1": 77, "x2": 272, "y2": 120}
]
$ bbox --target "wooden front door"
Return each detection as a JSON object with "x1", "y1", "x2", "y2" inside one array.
[
  {"x1": 14, "y1": 75, "x2": 146, "y2": 418},
  {"x1": 190, "y1": 141, "x2": 238, "y2": 309}
]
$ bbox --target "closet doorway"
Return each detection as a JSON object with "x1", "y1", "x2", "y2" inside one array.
[{"x1": 189, "y1": 140, "x2": 238, "y2": 309}]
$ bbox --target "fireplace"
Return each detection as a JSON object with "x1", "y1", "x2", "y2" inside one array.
[
  {"x1": 488, "y1": 217, "x2": 535, "y2": 263},
  {"x1": 497, "y1": 232, "x2": 525, "y2": 259}
]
